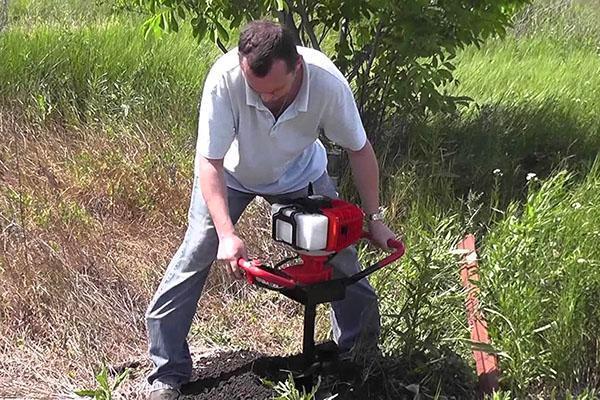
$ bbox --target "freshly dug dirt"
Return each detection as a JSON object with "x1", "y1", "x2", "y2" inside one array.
[
  {"x1": 175, "y1": 344, "x2": 476, "y2": 400},
  {"x1": 181, "y1": 350, "x2": 275, "y2": 400}
]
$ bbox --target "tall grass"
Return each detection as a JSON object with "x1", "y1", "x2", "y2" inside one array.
[
  {"x1": 0, "y1": 112, "x2": 313, "y2": 397},
  {"x1": 7, "y1": 0, "x2": 118, "y2": 26},
  {"x1": 401, "y1": 0, "x2": 600, "y2": 208},
  {"x1": 0, "y1": 20, "x2": 216, "y2": 134},
  {"x1": 367, "y1": 1, "x2": 600, "y2": 396},
  {"x1": 480, "y1": 162, "x2": 600, "y2": 395}
]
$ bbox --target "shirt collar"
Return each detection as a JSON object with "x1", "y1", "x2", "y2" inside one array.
[
  {"x1": 295, "y1": 56, "x2": 310, "y2": 112},
  {"x1": 244, "y1": 76, "x2": 263, "y2": 109}
]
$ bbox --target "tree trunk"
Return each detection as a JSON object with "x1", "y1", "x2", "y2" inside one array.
[{"x1": 276, "y1": 9, "x2": 302, "y2": 46}]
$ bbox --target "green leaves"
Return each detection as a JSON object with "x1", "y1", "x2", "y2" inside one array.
[
  {"x1": 141, "y1": 7, "x2": 175, "y2": 39},
  {"x1": 74, "y1": 365, "x2": 130, "y2": 400},
  {"x1": 214, "y1": 19, "x2": 229, "y2": 43},
  {"x1": 135, "y1": 0, "x2": 530, "y2": 133},
  {"x1": 275, "y1": 0, "x2": 286, "y2": 12}
]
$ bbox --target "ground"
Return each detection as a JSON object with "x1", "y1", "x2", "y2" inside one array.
[{"x1": 116, "y1": 342, "x2": 476, "y2": 400}]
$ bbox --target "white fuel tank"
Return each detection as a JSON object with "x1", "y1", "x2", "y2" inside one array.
[{"x1": 271, "y1": 203, "x2": 329, "y2": 251}]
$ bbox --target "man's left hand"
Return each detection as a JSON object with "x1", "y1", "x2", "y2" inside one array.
[{"x1": 368, "y1": 220, "x2": 398, "y2": 251}]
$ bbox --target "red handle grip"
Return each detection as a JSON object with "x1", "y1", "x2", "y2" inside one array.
[
  {"x1": 381, "y1": 238, "x2": 406, "y2": 267},
  {"x1": 237, "y1": 258, "x2": 297, "y2": 289},
  {"x1": 361, "y1": 232, "x2": 406, "y2": 265}
]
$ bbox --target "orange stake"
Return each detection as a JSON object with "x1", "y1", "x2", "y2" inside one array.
[{"x1": 457, "y1": 234, "x2": 499, "y2": 396}]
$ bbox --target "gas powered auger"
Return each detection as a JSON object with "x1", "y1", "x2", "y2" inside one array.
[{"x1": 237, "y1": 192, "x2": 405, "y2": 389}]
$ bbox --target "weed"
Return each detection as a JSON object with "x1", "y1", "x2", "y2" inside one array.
[
  {"x1": 75, "y1": 364, "x2": 130, "y2": 400},
  {"x1": 264, "y1": 373, "x2": 339, "y2": 400}
]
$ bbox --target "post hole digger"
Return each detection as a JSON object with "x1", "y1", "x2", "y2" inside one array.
[{"x1": 237, "y1": 189, "x2": 406, "y2": 391}]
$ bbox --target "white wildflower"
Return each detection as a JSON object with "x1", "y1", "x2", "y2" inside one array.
[
  {"x1": 572, "y1": 202, "x2": 582, "y2": 209},
  {"x1": 526, "y1": 172, "x2": 537, "y2": 181}
]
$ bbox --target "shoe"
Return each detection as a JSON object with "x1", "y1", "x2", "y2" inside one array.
[{"x1": 148, "y1": 388, "x2": 180, "y2": 400}]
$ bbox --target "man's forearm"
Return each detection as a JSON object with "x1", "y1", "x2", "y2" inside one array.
[
  {"x1": 199, "y1": 157, "x2": 235, "y2": 238},
  {"x1": 347, "y1": 140, "x2": 380, "y2": 214}
]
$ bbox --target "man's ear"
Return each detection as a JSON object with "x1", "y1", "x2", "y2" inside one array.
[{"x1": 295, "y1": 55, "x2": 303, "y2": 71}]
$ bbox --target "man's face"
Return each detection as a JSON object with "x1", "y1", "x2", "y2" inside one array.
[{"x1": 240, "y1": 56, "x2": 300, "y2": 105}]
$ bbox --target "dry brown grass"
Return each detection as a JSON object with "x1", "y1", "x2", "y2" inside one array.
[{"x1": 0, "y1": 110, "x2": 324, "y2": 398}]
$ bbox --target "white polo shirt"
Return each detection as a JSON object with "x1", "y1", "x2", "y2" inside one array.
[{"x1": 195, "y1": 46, "x2": 367, "y2": 194}]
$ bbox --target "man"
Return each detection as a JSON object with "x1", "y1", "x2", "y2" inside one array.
[{"x1": 145, "y1": 20, "x2": 396, "y2": 399}]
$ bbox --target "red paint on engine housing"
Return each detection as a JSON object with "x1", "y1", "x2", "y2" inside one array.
[
  {"x1": 281, "y1": 199, "x2": 364, "y2": 285},
  {"x1": 281, "y1": 255, "x2": 333, "y2": 285},
  {"x1": 321, "y1": 199, "x2": 364, "y2": 252}
]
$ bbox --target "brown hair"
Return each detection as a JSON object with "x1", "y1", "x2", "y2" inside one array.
[{"x1": 238, "y1": 20, "x2": 299, "y2": 77}]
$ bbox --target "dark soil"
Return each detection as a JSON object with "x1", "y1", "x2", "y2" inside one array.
[{"x1": 178, "y1": 343, "x2": 477, "y2": 400}]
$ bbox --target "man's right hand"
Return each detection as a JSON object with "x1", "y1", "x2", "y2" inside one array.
[{"x1": 216, "y1": 233, "x2": 247, "y2": 280}]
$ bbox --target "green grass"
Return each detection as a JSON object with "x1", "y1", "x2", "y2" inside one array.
[
  {"x1": 390, "y1": 8, "x2": 600, "y2": 215},
  {"x1": 371, "y1": 203, "x2": 477, "y2": 396},
  {"x1": 358, "y1": 1, "x2": 600, "y2": 396},
  {"x1": 455, "y1": 34, "x2": 600, "y2": 154},
  {"x1": 6, "y1": 0, "x2": 104, "y2": 25},
  {"x1": 0, "y1": 20, "x2": 215, "y2": 130},
  {"x1": 481, "y1": 164, "x2": 600, "y2": 395}
]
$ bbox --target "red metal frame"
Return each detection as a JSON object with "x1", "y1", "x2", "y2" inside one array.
[{"x1": 238, "y1": 237, "x2": 405, "y2": 289}]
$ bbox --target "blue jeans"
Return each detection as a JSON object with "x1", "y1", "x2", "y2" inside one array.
[{"x1": 145, "y1": 173, "x2": 380, "y2": 390}]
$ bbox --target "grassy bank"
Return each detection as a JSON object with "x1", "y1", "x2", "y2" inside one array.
[
  {"x1": 481, "y1": 165, "x2": 600, "y2": 394},
  {"x1": 0, "y1": 19, "x2": 212, "y2": 133},
  {"x1": 401, "y1": 0, "x2": 600, "y2": 208},
  {"x1": 1, "y1": 0, "x2": 599, "y2": 398}
]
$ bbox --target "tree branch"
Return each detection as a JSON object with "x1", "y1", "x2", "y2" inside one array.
[
  {"x1": 318, "y1": 25, "x2": 331, "y2": 47},
  {"x1": 277, "y1": 0, "x2": 302, "y2": 45},
  {"x1": 365, "y1": 21, "x2": 384, "y2": 78},
  {"x1": 296, "y1": 0, "x2": 320, "y2": 51},
  {"x1": 216, "y1": 37, "x2": 227, "y2": 53}
]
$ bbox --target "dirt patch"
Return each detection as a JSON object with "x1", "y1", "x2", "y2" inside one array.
[
  {"x1": 170, "y1": 344, "x2": 476, "y2": 400},
  {"x1": 181, "y1": 350, "x2": 275, "y2": 400}
]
